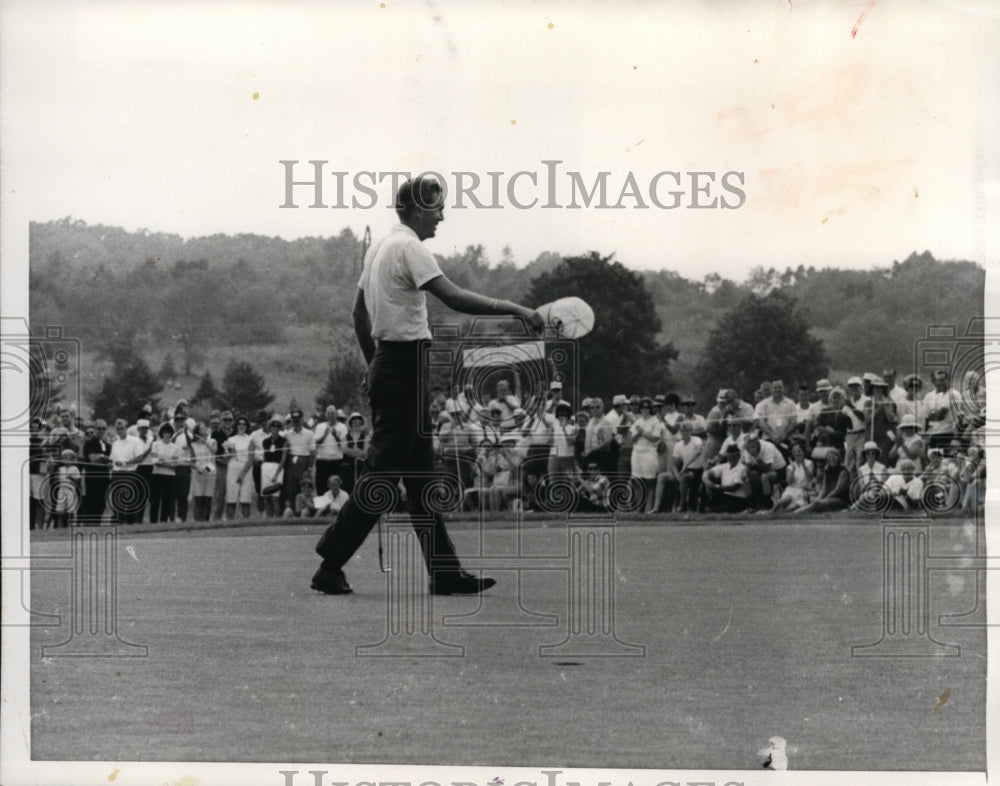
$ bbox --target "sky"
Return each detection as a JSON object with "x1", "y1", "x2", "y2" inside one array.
[
  {"x1": 1, "y1": 3, "x2": 999, "y2": 785},
  {"x1": 1, "y1": 0, "x2": 998, "y2": 281}
]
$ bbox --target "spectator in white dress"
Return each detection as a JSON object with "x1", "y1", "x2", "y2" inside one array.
[
  {"x1": 630, "y1": 397, "x2": 668, "y2": 514},
  {"x1": 224, "y1": 415, "x2": 256, "y2": 520}
]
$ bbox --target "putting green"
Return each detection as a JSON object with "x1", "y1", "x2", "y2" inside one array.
[{"x1": 29, "y1": 518, "x2": 986, "y2": 770}]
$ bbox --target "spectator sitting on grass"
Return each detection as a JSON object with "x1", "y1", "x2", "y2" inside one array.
[
  {"x1": 744, "y1": 436, "x2": 787, "y2": 512},
  {"x1": 702, "y1": 443, "x2": 749, "y2": 513},
  {"x1": 289, "y1": 476, "x2": 318, "y2": 518},
  {"x1": 673, "y1": 421, "x2": 704, "y2": 513},
  {"x1": 577, "y1": 461, "x2": 610, "y2": 513},
  {"x1": 466, "y1": 439, "x2": 498, "y2": 511},
  {"x1": 772, "y1": 440, "x2": 815, "y2": 513},
  {"x1": 487, "y1": 436, "x2": 521, "y2": 512},
  {"x1": 796, "y1": 448, "x2": 850, "y2": 515},
  {"x1": 315, "y1": 474, "x2": 350, "y2": 517},
  {"x1": 884, "y1": 459, "x2": 924, "y2": 512},
  {"x1": 849, "y1": 441, "x2": 888, "y2": 512},
  {"x1": 516, "y1": 469, "x2": 546, "y2": 513}
]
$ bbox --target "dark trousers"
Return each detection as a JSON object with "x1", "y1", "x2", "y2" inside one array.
[
  {"x1": 316, "y1": 341, "x2": 462, "y2": 577},
  {"x1": 81, "y1": 472, "x2": 109, "y2": 520},
  {"x1": 315, "y1": 459, "x2": 345, "y2": 493},
  {"x1": 174, "y1": 466, "x2": 192, "y2": 521},
  {"x1": 149, "y1": 474, "x2": 177, "y2": 523},
  {"x1": 109, "y1": 471, "x2": 144, "y2": 524},
  {"x1": 136, "y1": 465, "x2": 153, "y2": 522},
  {"x1": 707, "y1": 489, "x2": 748, "y2": 513}
]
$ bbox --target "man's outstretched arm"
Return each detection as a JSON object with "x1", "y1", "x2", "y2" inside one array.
[{"x1": 422, "y1": 275, "x2": 543, "y2": 331}]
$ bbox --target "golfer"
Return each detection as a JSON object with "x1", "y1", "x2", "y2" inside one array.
[{"x1": 312, "y1": 175, "x2": 544, "y2": 595}]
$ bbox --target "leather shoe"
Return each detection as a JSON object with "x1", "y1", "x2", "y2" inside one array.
[
  {"x1": 429, "y1": 572, "x2": 496, "y2": 596},
  {"x1": 311, "y1": 566, "x2": 353, "y2": 595}
]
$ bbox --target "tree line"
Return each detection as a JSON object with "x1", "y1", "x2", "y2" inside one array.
[{"x1": 28, "y1": 219, "x2": 985, "y2": 417}]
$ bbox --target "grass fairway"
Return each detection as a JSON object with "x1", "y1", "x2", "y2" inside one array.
[{"x1": 29, "y1": 517, "x2": 986, "y2": 770}]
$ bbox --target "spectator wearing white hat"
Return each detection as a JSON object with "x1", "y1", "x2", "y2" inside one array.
[
  {"x1": 842, "y1": 377, "x2": 869, "y2": 473},
  {"x1": 850, "y1": 441, "x2": 888, "y2": 511},
  {"x1": 864, "y1": 376, "x2": 898, "y2": 459},
  {"x1": 545, "y1": 400, "x2": 578, "y2": 480},
  {"x1": 887, "y1": 413, "x2": 926, "y2": 472},
  {"x1": 809, "y1": 379, "x2": 833, "y2": 420},
  {"x1": 609, "y1": 394, "x2": 635, "y2": 478},
  {"x1": 134, "y1": 418, "x2": 155, "y2": 522},
  {"x1": 862, "y1": 371, "x2": 877, "y2": 399}
]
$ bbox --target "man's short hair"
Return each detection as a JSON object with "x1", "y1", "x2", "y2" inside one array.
[{"x1": 395, "y1": 175, "x2": 444, "y2": 220}]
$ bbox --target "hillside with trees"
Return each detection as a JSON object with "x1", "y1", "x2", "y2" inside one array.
[{"x1": 26, "y1": 218, "x2": 985, "y2": 420}]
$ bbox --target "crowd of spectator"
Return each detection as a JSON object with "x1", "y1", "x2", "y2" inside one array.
[
  {"x1": 28, "y1": 365, "x2": 987, "y2": 528},
  {"x1": 428, "y1": 368, "x2": 987, "y2": 518},
  {"x1": 28, "y1": 400, "x2": 367, "y2": 528}
]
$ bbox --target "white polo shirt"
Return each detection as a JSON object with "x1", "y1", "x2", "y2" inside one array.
[{"x1": 359, "y1": 223, "x2": 444, "y2": 341}]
